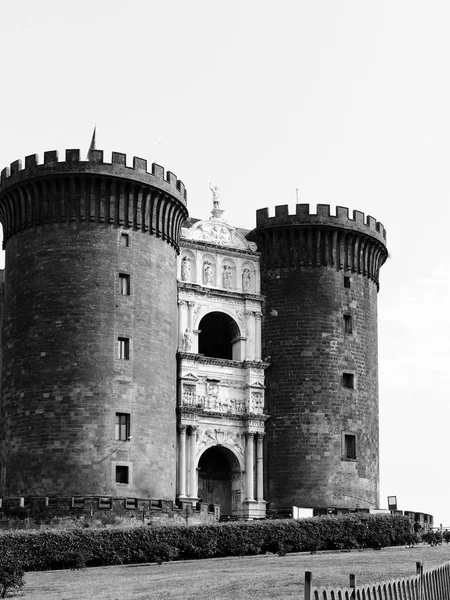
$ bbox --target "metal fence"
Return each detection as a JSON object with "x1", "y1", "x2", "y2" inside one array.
[{"x1": 305, "y1": 562, "x2": 450, "y2": 600}]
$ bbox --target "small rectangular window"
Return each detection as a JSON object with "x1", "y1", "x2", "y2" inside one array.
[
  {"x1": 116, "y1": 466, "x2": 129, "y2": 484},
  {"x1": 342, "y1": 372, "x2": 354, "y2": 389},
  {"x1": 344, "y1": 276, "x2": 351, "y2": 288},
  {"x1": 120, "y1": 233, "x2": 130, "y2": 247},
  {"x1": 344, "y1": 434, "x2": 357, "y2": 460},
  {"x1": 344, "y1": 315, "x2": 353, "y2": 334},
  {"x1": 119, "y1": 273, "x2": 130, "y2": 296},
  {"x1": 118, "y1": 337, "x2": 130, "y2": 360},
  {"x1": 115, "y1": 413, "x2": 130, "y2": 441}
]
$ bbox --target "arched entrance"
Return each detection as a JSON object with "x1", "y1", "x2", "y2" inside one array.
[
  {"x1": 197, "y1": 446, "x2": 241, "y2": 517},
  {"x1": 198, "y1": 312, "x2": 242, "y2": 360}
]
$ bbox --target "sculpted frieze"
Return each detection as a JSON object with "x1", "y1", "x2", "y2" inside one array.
[
  {"x1": 182, "y1": 220, "x2": 251, "y2": 250},
  {"x1": 197, "y1": 428, "x2": 245, "y2": 457}
]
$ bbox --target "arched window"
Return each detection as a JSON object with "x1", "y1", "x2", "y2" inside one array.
[{"x1": 198, "y1": 312, "x2": 241, "y2": 360}]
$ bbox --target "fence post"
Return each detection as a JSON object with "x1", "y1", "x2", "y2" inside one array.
[
  {"x1": 350, "y1": 574, "x2": 356, "y2": 600},
  {"x1": 416, "y1": 562, "x2": 423, "y2": 600},
  {"x1": 305, "y1": 571, "x2": 312, "y2": 600}
]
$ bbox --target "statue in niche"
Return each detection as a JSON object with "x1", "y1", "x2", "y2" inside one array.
[
  {"x1": 203, "y1": 261, "x2": 213, "y2": 285},
  {"x1": 223, "y1": 265, "x2": 233, "y2": 289},
  {"x1": 207, "y1": 382, "x2": 219, "y2": 397},
  {"x1": 182, "y1": 385, "x2": 195, "y2": 404},
  {"x1": 242, "y1": 268, "x2": 252, "y2": 292},
  {"x1": 181, "y1": 256, "x2": 191, "y2": 282},
  {"x1": 183, "y1": 328, "x2": 193, "y2": 351}
]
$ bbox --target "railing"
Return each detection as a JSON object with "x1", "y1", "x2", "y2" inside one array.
[{"x1": 305, "y1": 562, "x2": 450, "y2": 600}]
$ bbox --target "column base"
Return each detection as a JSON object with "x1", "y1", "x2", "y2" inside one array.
[
  {"x1": 241, "y1": 499, "x2": 267, "y2": 520},
  {"x1": 177, "y1": 495, "x2": 199, "y2": 506}
]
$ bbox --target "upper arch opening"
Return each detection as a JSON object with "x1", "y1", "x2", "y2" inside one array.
[{"x1": 198, "y1": 312, "x2": 242, "y2": 360}]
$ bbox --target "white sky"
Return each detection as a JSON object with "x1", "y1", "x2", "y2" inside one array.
[{"x1": 1, "y1": 0, "x2": 449, "y2": 525}]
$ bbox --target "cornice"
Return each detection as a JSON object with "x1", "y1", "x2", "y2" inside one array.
[
  {"x1": 177, "y1": 352, "x2": 270, "y2": 370},
  {"x1": 180, "y1": 238, "x2": 260, "y2": 259},
  {"x1": 177, "y1": 282, "x2": 264, "y2": 303}
]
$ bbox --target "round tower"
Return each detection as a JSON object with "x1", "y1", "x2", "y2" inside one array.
[
  {"x1": 0, "y1": 149, "x2": 188, "y2": 499},
  {"x1": 248, "y1": 203, "x2": 388, "y2": 513}
]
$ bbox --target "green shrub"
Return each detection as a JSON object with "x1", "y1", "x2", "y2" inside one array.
[
  {"x1": 0, "y1": 559, "x2": 24, "y2": 598},
  {"x1": 0, "y1": 513, "x2": 412, "y2": 572},
  {"x1": 422, "y1": 531, "x2": 442, "y2": 546}
]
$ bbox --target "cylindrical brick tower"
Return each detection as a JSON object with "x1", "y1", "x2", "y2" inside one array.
[
  {"x1": 248, "y1": 204, "x2": 388, "y2": 512},
  {"x1": 0, "y1": 149, "x2": 188, "y2": 499}
]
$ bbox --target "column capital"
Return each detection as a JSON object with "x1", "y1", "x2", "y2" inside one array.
[
  {"x1": 187, "y1": 301, "x2": 196, "y2": 308},
  {"x1": 254, "y1": 312, "x2": 262, "y2": 320},
  {"x1": 246, "y1": 431, "x2": 256, "y2": 439},
  {"x1": 178, "y1": 424, "x2": 188, "y2": 434},
  {"x1": 177, "y1": 300, "x2": 187, "y2": 306},
  {"x1": 256, "y1": 432, "x2": 265, "y2": 441}
]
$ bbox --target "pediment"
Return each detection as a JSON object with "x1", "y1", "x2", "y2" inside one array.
[
  {"x1": 182, "y1": 219, "x2": 252, "y2": 250},
  {"x1": 181, "y1": 373, "x2": 199, "y2": 381}
]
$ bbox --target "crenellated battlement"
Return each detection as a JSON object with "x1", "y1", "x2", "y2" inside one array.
[
  {"x1": 256, "y1": 203, "x2": 386, "y2": 245},
  {"x1": 0, "y1": 148, "x2": 187, "y2": 205},
  {"x1": 0, "y1": 148, "x2": 189, "y2": 252}
]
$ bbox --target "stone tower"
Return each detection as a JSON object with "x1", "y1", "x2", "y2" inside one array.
[
  {"x1": 0, "y1": 149, "x2": 187, "y2": 499},
  {"x1": 248, "y1": 204, "x2": 388, "y2": 513}
]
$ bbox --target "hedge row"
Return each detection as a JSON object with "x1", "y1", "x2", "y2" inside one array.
[{"x1": 0, "y1": 514, "x2": 412, "y2": 571}]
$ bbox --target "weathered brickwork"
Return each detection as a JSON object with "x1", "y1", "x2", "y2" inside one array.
[
  {"x1": 0, "y1": 150, "x2": 187, "y2": 499},
  {"x1": 248, "y1": 204, "x2": 388, "y2": 512}
]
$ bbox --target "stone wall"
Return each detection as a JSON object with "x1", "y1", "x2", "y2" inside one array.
[
  {"x1": 249, "y1": 204, "x2": 388, "y2": 511},
  {"x1": 0, "y1": 150, "x2": 188, "y2": 500}
]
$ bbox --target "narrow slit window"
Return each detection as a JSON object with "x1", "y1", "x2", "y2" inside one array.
[
  {"x1": 344, "y1": 434, "x2": 357, "y2": 460},
  {"x1": 344, "y1": 276, "x2": 351, "y2": 289},
  {"x1": 119, "y1": 273, "x2": 130, "y2": 296},
  {"x1": 115, "y1": 413, "x2": 130, "y2": 441},
  {"x1": 342, "y1": 372, "x2": 354, "y2": 389},
  {"x1": 116, "y1": 466, "x2": 129, "y2": 484},
  {"x1": 118, "y1": 337, "x2": 130, "y2": 360},
  {"x1": 344, "y1": 315, "x2": 353, "y2": 334},
  {"x1": 120, "y1": 233, "x2": 130, "y2": 247}
]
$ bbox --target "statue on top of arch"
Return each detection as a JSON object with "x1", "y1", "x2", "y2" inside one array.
[{"x1": 209, "y1": 182, "x2": 225, "y2": 221}]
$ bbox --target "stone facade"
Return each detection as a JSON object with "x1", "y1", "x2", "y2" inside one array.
[
  {"x1": 176, "y1": 210, "x2": 268, "y2": 518},
  {"x1": 0, "y1": 148, "x2": 388, "y2": 520}
]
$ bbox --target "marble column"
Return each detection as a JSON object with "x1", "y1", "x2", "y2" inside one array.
[
  {"x1": 178, "y1": 425, "x2": 187, "y2": 497},
  {"x1": 245, "y1": 432, "x2": 255, "y2": 501},
  {"x1": 245, "y1": 311, "x2": 255, "y2": 360},
  {"x1": 187, "y1": 301, "x2": 195, "y2": 331},
  {"x1": 256, "y1": 433, "x2": 264, "y2": 501},
  {"x1": 188, "y1": 426, "x2": 198, "y2": 499},
  {"x1": 254, "y1": 312, "x2": 262, "y2": 361}
]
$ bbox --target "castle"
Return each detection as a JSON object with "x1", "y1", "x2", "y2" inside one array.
[{"x1": 0, "y1": 147, "x2": 388, "y2": 520}]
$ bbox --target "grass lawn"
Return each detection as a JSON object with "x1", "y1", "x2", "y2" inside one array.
[{"x1": 20, "y1": 544, "x2": 450, "y2": 600}]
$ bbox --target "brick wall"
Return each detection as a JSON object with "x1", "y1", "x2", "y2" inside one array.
[
  {"x1": 262, "y1": 267, "x2": 380, "y2": 509},
  {"x1": 0, "y1": 223, "x2": 178, "y2": 499},
  {"x1": 249, "y1": 215, "x2": 387, "y2": 512}
]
